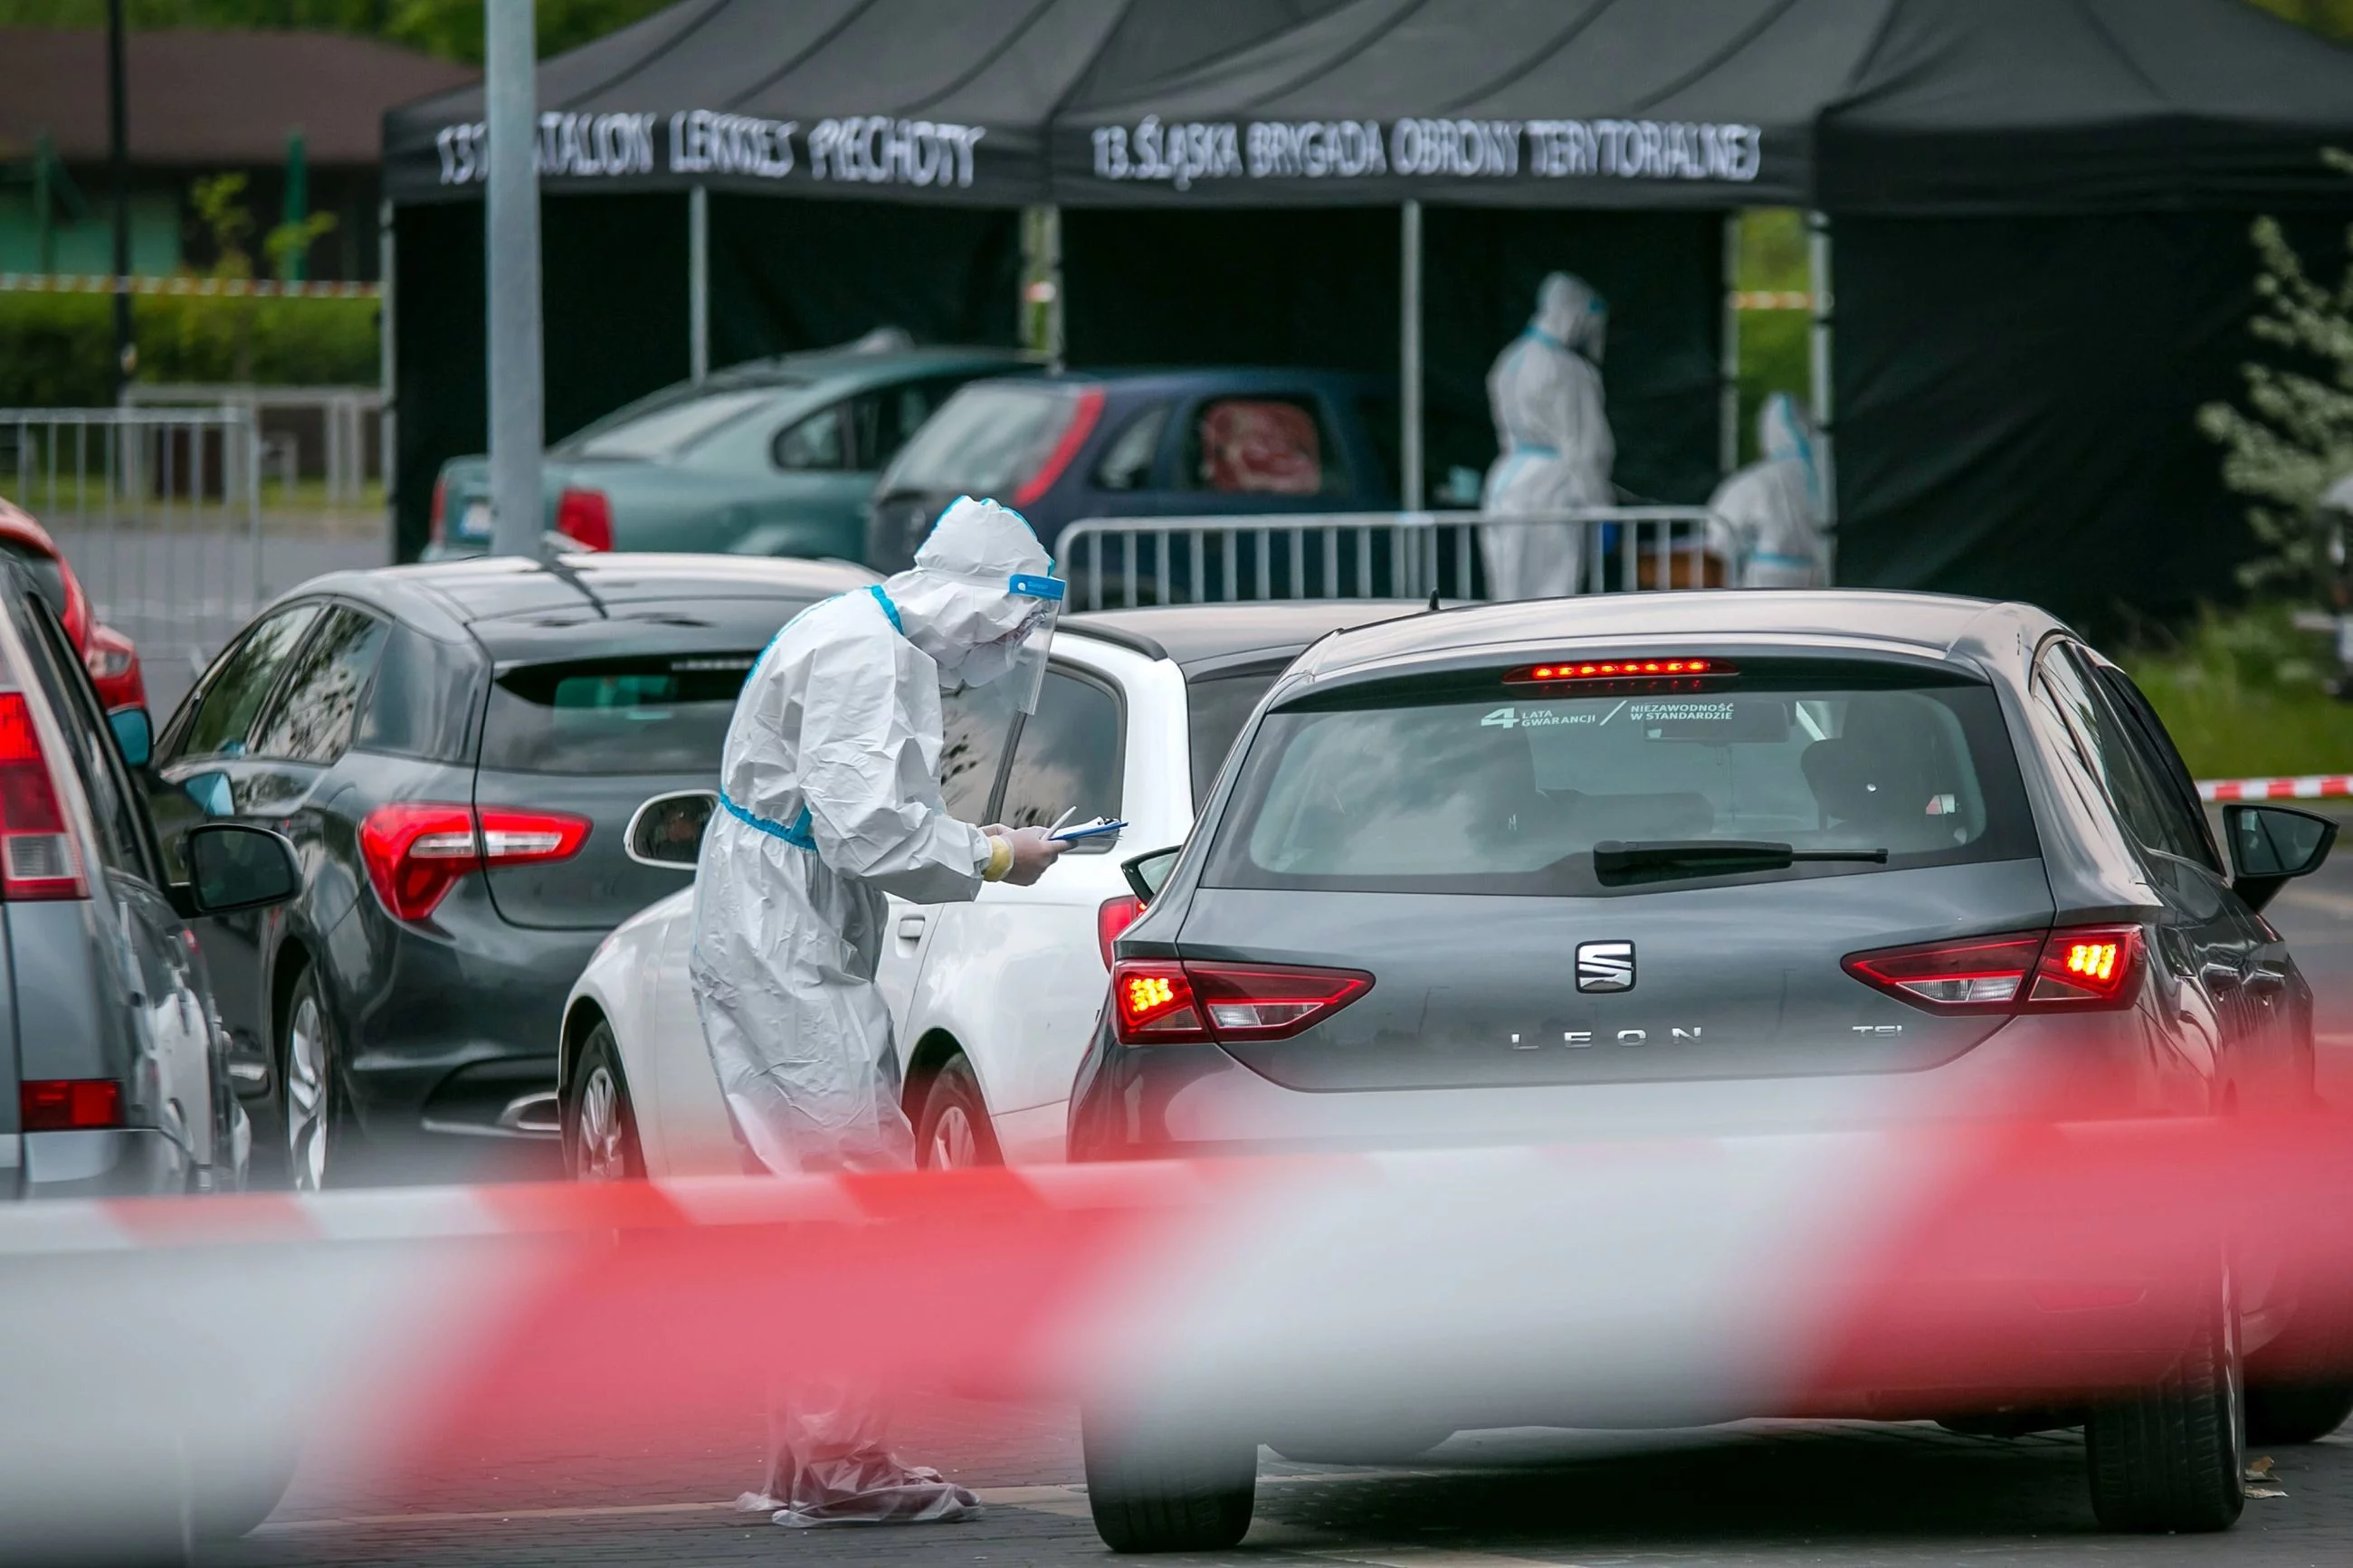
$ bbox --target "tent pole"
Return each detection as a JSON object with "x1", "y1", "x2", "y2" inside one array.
[
  {"x1": 484, "y1": 0, "x2": 544, "y2": 561},
  {"x1": 1720, "y1": 211, "x2": 1741, "y2": 476},
  {"x1": 379, "y1": 197, "x2": 398, "y2": 560},
  {"x1": 1022, "y1": 204, "x2": 1064, "y2": 370},
  {"x1": 1807, "y1": 210, "x2": 1837, "y2": 577},
  {"x1": 1401, "y1": 198, "x2": 1424, "y2": 512},
  {"x1": 689, "y1": 184, "x2": 710, "y2": 382}
]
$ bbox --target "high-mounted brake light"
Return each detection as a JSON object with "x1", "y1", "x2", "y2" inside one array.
[
  {"x1": 1013, "y1": 386, "x2": 1106, "y2": 508},
  {"x1": 1110, "y1": 958, "x2": 1372, "y2": 1045},
  {"x1": 0, "y1": 689, "x2": 85, "y2": 901},
  {"x1": 1843, "y1": 926, "x2": 2141, "y2": 1013},
  {"x1": 360, "y1": 803, "x2": 591, "y2": 923},
  {"x1": 1097, "y1": 895, "x2": 1145, "y2": 971},
  {"x1": 21, "y1": 1078, "x2": 123, "y2": 1132},
  {"x1": 1506, "y1": 657, "x2": 1733, "y2": 685},
  {"x1": 429, "y1": 476, "x2": 449, "y2": 544},
  {"x1": 555, "y1": 488, "x2": 614, "y2": 551}
]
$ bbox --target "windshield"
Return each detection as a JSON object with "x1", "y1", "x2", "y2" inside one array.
[
  {"x1": 555, "y1": 385, "x2": 785, "y2": 461},
  {"x1": 1203, "y1": 660, "x2": 2035, "y2": 896},
  {"x1": 880, "y1": 383, "x2": 1076, "y2": 494}
]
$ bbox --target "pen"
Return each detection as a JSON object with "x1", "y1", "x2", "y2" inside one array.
[{"x1": 1048, "y1": 806, "x2": 1078, "y2": 836}]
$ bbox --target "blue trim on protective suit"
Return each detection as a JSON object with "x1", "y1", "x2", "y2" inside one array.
[
  {"x1": 719, "y1": 793, "x2": 817, "y2": 851},
  {"x1": 867, "y1": 584, "x2": 903, "y2": 632}
]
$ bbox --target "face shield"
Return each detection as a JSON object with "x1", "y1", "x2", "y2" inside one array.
[{"x1": 996, "y1": 572, "x2": 1065, "y2": 714}]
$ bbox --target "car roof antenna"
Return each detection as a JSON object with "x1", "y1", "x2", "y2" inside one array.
[{"x1": 1426, "y1": 588, "x2": 1442, "y2": 613}]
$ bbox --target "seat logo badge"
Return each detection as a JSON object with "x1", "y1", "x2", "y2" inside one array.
[{"x1": 1577, "y1": 940, "x2": 1635, "y2": 993}]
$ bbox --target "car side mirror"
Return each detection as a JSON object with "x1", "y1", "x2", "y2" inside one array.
[
  {"x1": 107, "y1": 707, "x2": 151, "y2": 769},
  {"x1": 2224, "y1": 803, "x2": 2337, "y2": 913},
  {"x1": 1120, "y1": 845, "x2": 1183, "y2": 905},
  {"x1": 625, "y1": 789, "x2": 717, "y2": 869},
  {"x1": 182, "y1": 823, "x2": 300, "y2": 917}
]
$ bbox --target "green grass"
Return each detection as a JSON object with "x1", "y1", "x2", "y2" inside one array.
[{"x1": 2123, "y1": 605, "x2": 2353, "y2": 778}]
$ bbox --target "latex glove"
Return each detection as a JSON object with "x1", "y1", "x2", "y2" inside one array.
[{"x1": 996, "y1": 825, "x2": 1066, "y2": 887}]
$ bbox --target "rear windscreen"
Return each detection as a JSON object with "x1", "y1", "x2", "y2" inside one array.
[
  {"x1": 1203, "y1": 660, "x2": 2036, "y2": 896},
  {"x1": 480, "y1": 651, "x2": 763, "y2": 775},
  {"x1": 880, "y1": 383, "x2": 1075, "y2": 495}
]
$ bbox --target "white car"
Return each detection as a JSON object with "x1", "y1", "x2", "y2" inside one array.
[{"x1": 557, "y1": 603, "x2": 1421, "y2": 1177}]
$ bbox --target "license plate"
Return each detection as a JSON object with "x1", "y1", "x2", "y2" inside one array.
[{"x1": 462, "y1": 501, "x2": 491, "y2": 538}]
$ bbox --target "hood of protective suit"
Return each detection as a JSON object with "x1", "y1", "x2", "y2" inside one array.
[
  {"x1": 1758, "y1": 393, "x2": 1823, "y2": 511},
  {"x1": 883, "y1": 495, "x2": 1054, "y2": 685},
  {"x1": 1532, "y1": 271, "x2": 1607, "y2": 365}
]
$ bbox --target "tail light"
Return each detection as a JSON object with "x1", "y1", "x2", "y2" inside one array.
[
  {"x1": 429, "y1": 476, "x2": 448, "y2": 544},
  {"x1": 84, "y1": 631, "x2": 135, "y2": 682},
  {"x1": 1509, "y1": 657, "x2": 1729, "y2": 683},
  {"x1": 1843, "y1": 926, "x2": 2141, "y2": 1013},
  {"x1": 1012, "y1": 386, "x2": 1105, "y2": 508},
  {"x1": 0, "y1": 690, "x2": 84, "y2": 901},
  {"x1": 21, "y1": 1078, "x2": 123, "y2": 1132},
  {"x1": 555, "y1": 488, "x2": 614, "y2": 551},
  {"x1": 359, "y1": 803, "x2": 590, "y2": 923},
  {"x1": 1110, "y1": 958, "x2": 1372, "y2": 1045},
  {"x1": 1097, "y1": 895, "x2": 1144, "y2": 971}
]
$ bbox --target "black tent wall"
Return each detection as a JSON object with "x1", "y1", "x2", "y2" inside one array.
[
  {"x1": 1061, "y1": 206, "x2": 1724, "y2": 510},
  {"x1": 708, "y1": 196, "x2": 1020, "y2": 367},
  {"x1": 1832, "y1": 209, "x2": 2348, "y2": 631},
  {"x1": 393, "y1": 195, "x2": 1018, "y2": 562}
]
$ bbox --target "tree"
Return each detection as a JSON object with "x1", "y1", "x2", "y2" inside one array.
[{"x1": 2196, "y1": 152, "x2": 2353, "y2": 594}]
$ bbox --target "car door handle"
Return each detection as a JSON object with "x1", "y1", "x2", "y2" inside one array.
[{"x1": 897, "y1": 914, "x2": 926, "y2": 941}]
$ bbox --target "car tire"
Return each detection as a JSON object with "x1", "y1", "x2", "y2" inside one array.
[
  {"x1": 913, "y1": 1053, "x2": 1001, "y2": 1171},
  {"x1": 2244, "y1": 1380, "x2": 2353, "y2": 1445},
  {"x1": 2084, "y1": 1273, "x2": 2245, "y2": 1533},
  {"x1": 566, "y1": 1021, "x2": 644, "y2": 1182},
  {"x1": 1081, "y1": 1409, "x2": 1256, "y2": 1554},
  {"x1": 278, "y1": 965, "x2": 348, "y2": 1193}
]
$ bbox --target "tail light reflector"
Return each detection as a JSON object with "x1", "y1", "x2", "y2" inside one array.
[
  {"x1": 22, "y1": 1078, "x2": 123, "y2": 1131},
  {"x1": 1843, "y1": 926, "x2": 2141, "y2": 1013},
  {"x1": 429, "y1": 475, "x2": 449, "y2": 544},
  {"x1": 555, "y1": 488, "x2": 614, "y2": 551},
  {"x1": 359, "y1": 803, "x2": 590, "y2": 923},
  {"x1": 1013, "y1": 386, "x2": 1105, "y2": 508},
  {"x1": 0, "y1": 690, "x2": 84, "y2": 901},
  {"x1": 1111, "y1": 959, "x2": 1373, "y2": 1045},
  {"x1": 1097, "y1": 895, "x2": 1144, "y2": 971}
]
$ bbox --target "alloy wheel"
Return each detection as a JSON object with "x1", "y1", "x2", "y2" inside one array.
[
  {"x1": 929, "y1": 1103, "x2": 980, "y2": 1170},
  {"x1": 284, "y1": 993, "x2": 329, "y2": 1193},
  {"x1": 575, "y1": 1064, "x2": 629, "y2": 1182}
]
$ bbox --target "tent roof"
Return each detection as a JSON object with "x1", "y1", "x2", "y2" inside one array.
[{"x1": 384, "y1": 0, "x2": 2353, "y2": 213}]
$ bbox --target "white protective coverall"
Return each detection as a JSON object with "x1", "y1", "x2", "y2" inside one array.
[
  {"x1": 690, "y1": 495, "x2": 1055, "y2": 1527},
  {"x1": 1706, "y1": 394, "x2": 1828, "y2": 587},
  {"x1": 1479, "y1": 271, "x2": 1615, "y2": 601}
]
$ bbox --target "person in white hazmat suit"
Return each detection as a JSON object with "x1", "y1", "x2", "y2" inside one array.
[
  {"x1": 1706, "y1": 393, "x2": 1830, "y2": 587},
  {"x1": 690, "y1": 494, "x2": 1068, "y2": 1528},
  {"x1": 1479, "y1": 271, "x2": 1615, "y2": 600}
]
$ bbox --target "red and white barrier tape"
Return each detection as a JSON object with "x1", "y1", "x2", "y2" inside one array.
[{"x1": 2197, "y1": 774, "x2": 2353, "y2": 803}]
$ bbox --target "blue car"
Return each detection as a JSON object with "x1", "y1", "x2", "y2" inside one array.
[{"x1": 864, "y1": 368, "x2": 1403, "y2": 595}]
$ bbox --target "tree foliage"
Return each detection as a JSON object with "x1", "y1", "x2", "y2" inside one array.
[{"x1": 2196, "y1": 151, "x2": 2353, "y2": 594}]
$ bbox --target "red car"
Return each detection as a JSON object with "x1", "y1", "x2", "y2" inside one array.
[{"x1": 0, "y1": 499, "x2": 146, "y2": 713}]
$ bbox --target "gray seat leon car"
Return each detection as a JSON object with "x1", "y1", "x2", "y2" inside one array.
[{"x1": 1070, "y1": 590, "x2": 2340, "y2": 1551}]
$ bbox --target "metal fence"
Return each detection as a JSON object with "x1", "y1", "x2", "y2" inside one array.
[
  {"x1": 0, "y1": 407, "x2": 263, "y2": 680},
  {"x1": 1052, "y1": 508, "x2": 1718, "y2": 611}
]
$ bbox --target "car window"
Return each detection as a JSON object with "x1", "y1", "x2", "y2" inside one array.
[
  {"x1": 0, "y1": 540, "x2": 71, "y2": 621},
  {"x1": 937, "y1": 675, "x2": 1018, "y2": 822},
  {"x1": 479, "y1": 650, "x2": 774, "y2": 775},
  {"x1": 14, "y1": 592, "x2": 148, "y2": 880},
  {"x1": 2036, "y1": 645, "x2": 2208, "y2": 865},
  {"x1": 176, "y1": 604, "x2": 322, "y2": 762},
  {"x1": 846, "y1": 374, "x2": 975, "y2": 471},
  {"x1": 2095, "y1": 664, "x2": 2222, "y2": 872},
  {"x1": 249, "y1": 608, "x2": 391, "y2": 765},
  {"x1": 354, "y1": 624, "x2": 482, "y2": 763},
  {"x1": 1203, "y1": 661, "x2": 2035, "y2": 895},
  {"x1": 1185, "y1": 395, "x2": 1343, "y2": 496},
  {"x1": 1093, "y1": 404, "x2": 1170, "y2": 491},
  {"x1": 880, "y1": 382, "x2": 1079, "y2": 496},
  {"x1": 996, "y1": 668, "x2": 1124, "y2": 851},
  {"x1": 563, "y1": 387, "x2": 774, "y2": 461},
  {"x1": 1185, "y1": 661, "x2": 1287, "y2": 803},
  {"x1": 772, "y1": 406, "x2": 849, "y2": 472}
]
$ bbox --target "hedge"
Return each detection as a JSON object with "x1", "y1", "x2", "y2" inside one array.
[{"x1": 0, "y1": 291, "x2": 380, "y2": 406}]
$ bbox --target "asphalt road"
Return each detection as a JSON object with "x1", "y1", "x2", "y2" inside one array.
[{"x1": 190, "y1": 827, "x2": 2353, "y2": 1567}]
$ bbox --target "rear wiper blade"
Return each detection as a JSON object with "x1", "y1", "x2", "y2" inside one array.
[{"x1": 1593, "y1": 840, "x2": 1890, "y2": 881}]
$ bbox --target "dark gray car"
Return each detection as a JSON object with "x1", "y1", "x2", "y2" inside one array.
[
  {"x1": 1071, "y1": 590, "x2": 2339, "y2": 1550},
  {"x1": 149, "y1": 553, "x2": 876, "y2": 1190}
]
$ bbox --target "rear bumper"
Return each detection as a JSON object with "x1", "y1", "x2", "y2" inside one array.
[{"x1": 20, "y1": 1128, "x2": 186, "y2": 1198}]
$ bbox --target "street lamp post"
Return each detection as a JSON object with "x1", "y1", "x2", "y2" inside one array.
[{"x1": 485, "y1": 0, "x2": 544, "y2": 560}]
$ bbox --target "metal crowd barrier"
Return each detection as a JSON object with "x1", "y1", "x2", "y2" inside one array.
[
  {"x1": 1053, "y1": 508, "x2": 1717, "y2": 611},
  {"x1": 0, "y1": 407, "x2": 264, "y2": 676}
]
